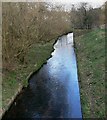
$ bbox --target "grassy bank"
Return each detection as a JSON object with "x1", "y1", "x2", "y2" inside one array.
[
  {"x1": 2, "y1": 39, "x2": 55, "y2": 113},
  {"x1": 75, "y1": 29, "x2": 105, "y2": 118}
]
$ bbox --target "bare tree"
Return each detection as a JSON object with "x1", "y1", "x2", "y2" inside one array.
[{"x1": 2, "y1": 2, "x2": 71, "y2": 71}]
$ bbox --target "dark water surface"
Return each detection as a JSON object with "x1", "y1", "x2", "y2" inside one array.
[{"x1": 2, "y1": 33, "x2": 82, "y2": 119}]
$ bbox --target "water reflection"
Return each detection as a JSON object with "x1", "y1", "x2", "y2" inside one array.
[{"x1": 2, "y1": 33, "x2": 82, "y2": 119}]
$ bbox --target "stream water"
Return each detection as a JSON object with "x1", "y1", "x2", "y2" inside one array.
[{"x1": 2, "y1": 33, "x2": 82, "y2": 119}]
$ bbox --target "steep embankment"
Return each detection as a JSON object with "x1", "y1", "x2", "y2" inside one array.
[
  {"x1": 75, "y1": 29, "x2": 105, "y2": 118},
  {"x1": 2, "y1": 40, "x2": 55, "y2": 116},
  {"x1": 2, "y1": 32, "x2": 70, "y2": 117}
]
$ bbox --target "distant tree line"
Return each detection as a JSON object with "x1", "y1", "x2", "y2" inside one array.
[{"x1": 70, "y1": 2, "x2": 105, "y2": 29}]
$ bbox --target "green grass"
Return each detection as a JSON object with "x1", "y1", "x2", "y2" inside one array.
[
  {"x1": 75, "y1": 29, "x2": 105, "y2": 118},
  {"x1": 2, "y1": 40, "x2": 55, "y2": 112},
  {"x1": 2, "y1": 29, "x2": 105, "y2": 118}
]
